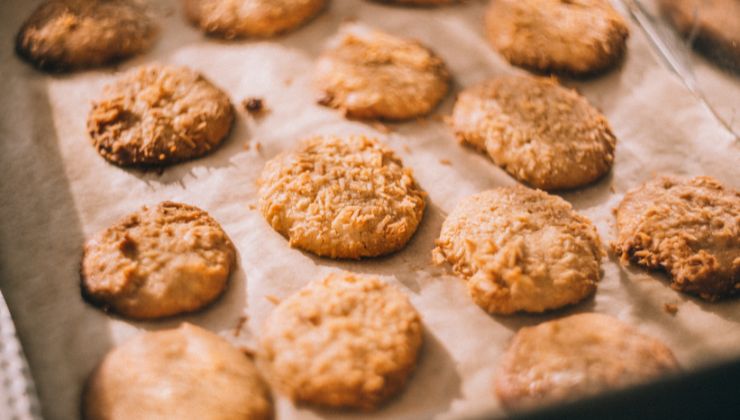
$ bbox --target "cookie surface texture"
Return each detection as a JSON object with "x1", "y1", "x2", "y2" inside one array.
[
  {"x1": 15, "y1": 0, "x2": 158, "y2": 71},
  {"x1": 433, "y1": 186, "x2": 603, "y2": 314},
  {"x1": 494, "y1": 313, "x2": 679, "y2": 410},
  {"x1": 83, "y1": 323, "x2": 273, "y2": 420},
  {"x1": 81, "y1": 201, "x2": 236, "y2": 320},
  {"x1": 183, "y1": 0, "x2": 326, "y2": 38},
  {"x1": 451, "y1": 75, "x2": 616, "y2": 190},
  {"x1": 259, "y1": 273, "x2": 423, "y2": 410},
  {"x1": 258, "y1": 135, "x2": 426, "y2": 259},
  {"x1": 87, "y1": 64, "x2": 234, "y2": 167},
  {"x1": 315, "y1": 23, "x2": 450, "y2": 120},
  {"x1": 613, "y1": 176, "x2": 740, "y2": 301},
  {"x1": 485, "y1": 0, "x2": 629, "y2": 76}
]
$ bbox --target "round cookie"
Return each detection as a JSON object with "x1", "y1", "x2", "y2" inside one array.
[
  {"x1": 315, "y1": 23, "x2": 450, "y2": 120},
  {"x1": 432, "y1": 186, "x2": 604, "y2": 314},
  {"x1": 371, "y1": 0, "x2": 458, "y2": 5},
  {"x1": 485, "y1": 0, "x2": 629, "y2": 76},
  {"x1": 15, "y1": 0, "x2": 158, "y2": 72},
  {"x1": 613, "y1": 176, "x2": 740, "y2": 301},
  {"x1": 258, "y1": 135, "x2": 426, "y2": 259},
  {"x1": 183, "y1": 0, "x2": 326, "y2": 39},
  {"x1": 87, "y1": 65, "x2": 234, "y2": 167},
  {"x1": 494, "y1": 313, "x2": 679, "y2": 410},
  {"x1": 259, "y1": 273, "x2": 423, "y2": 410},
  {"x1": 451, "y1": 75, "x2": 617, "y2": 190},
  {"x1": 81, "y1": 201, "x2": 236, "y2": 320},
  {"x1": 658, "y1": 0, "x2": 740, "y2": 72},
  {"x1": 83, "y1": 323, "x2": 273, "y2": 420}
]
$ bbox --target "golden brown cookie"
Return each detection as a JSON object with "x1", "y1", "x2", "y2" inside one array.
[
  {"x1": 315, "y1": 23, "x2": 450, "y2": 120},
  {"x1": 485, "y1": 0, "x2": 629, "y2": 76},
  {"x1": 370, "y1": 0, "x2": 458, "y2": 5},
  {"x1": 87, "y1": 65, "x2": 234, "y2": 167},
  {"x1": 183, "y1": 0, "x2": 326, "y2": 39},
  {"x1": 83, "y1": 323, "x2": 273, "y2": 420},
  {"x1": 433, "y1": 186, "x2": 604, "y2": 314},
  {"x1": 494, "y1": 313, "x2": 679, "y2": 410},
  {"x1": 658, "y1": 0, "x2": 740, "y2": 71},
  {"x1": 258, "y1": 135, "x2": 426, "y2": 259},
  {"x1": 15, "y1": 0, "x2": 158, "y2": 72},
  {"x1": 259, "y1": 273, "x2": 423, "y2": 410},
  {"x1": 81, "y1": 201, "x2": 236, "y2": 320},
  {"x1": 451, "y1": 75, "x2": 617, "y2": 190},
  {"x1": 613, "y1": 176, "x2": 740, "y2": 301}
]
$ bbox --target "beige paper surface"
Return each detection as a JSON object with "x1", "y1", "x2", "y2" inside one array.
[{"x1": 1, "y1": 1, "x2": 739, "y2": 419}]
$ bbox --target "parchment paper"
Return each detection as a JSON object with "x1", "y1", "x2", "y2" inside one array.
[{"x1": 1, "y1": 1, "x2": 739, "y2": 419}]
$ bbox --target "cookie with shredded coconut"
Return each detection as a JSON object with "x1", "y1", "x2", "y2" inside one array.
[
  {"x1": 183, "y1": 0, "x2": 326, "y2": 39},
  {"x1": 613, "y1": 176, "x2": 740, "y2": 301},
  {"x1": 15, "y1": 0, "x2": 158, "y2": 71},
  {"x1": 258, "y1": 135, "x2": 426, "y2": 259},
  {"x1": 259, "y1": 272, "x2": 423, "y2": 410},
  {"x1": 81, "y1": 201, "x2": 236, "y2": 320},
  {"x1": 485, "y1": 0, "x2": 629, "y2": 76},
  {"x1": 315, "y1": 23, "x2": 450, "y2": 120},
  {"x1": 433, "y1": 186, "x2": 603, "y2": 314},
  {"x1": 87, "y1": 65, "x2": 234, "y2": 167},
  {"x1": 451, "y1": 75, "x2": 616, "y2": 190},
  {"x1": 495, "y1": 313, "x2": 679, "y2": 410}
]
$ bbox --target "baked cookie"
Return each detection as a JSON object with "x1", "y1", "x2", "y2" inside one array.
[
  {"x1": 613, "y1": 176, "x2": 740, "y2": 301},
  {"x1": 485, "y1": 0, "x2": 629, "y2": 76},
  {"x1": 371, "y1": 0, "x2": 458, "y2": 5},
  {"x1": 183, "y1": 0, "x2": 326, "y2": 39},
  {"x1": 15, "y1": 0, "x2": 158, "y2": 72},
  {"x1": 451, "y1": 75, "x2": 616, "y2": 190},
  {"x1": 433, "y1": 186, "x2": 604, "y2": 314},
  {"x1": 258, "y1": 135, "x2": 426, "y2": 259},
  {"x1": 259, "y1": 273, "x2": 423, "y2": 410},
  {"x1": 494, "y1": 313, "x2": 679, "y2": 410},
  {"x1": 658, "y1": 0, "x2": 740, "y2": 71},
  {"x1": 87, "y1": 65, "x2": 234, "y2": 167},
  {"x1": 315, "y1": 23, "x2": 450, "y2": 120},
  {"x1": 83, "y1": 323, "x2": 273, "y2": 420},
  {"x1": 81, "y1": 201, "x2": 236, "y2": 320}
]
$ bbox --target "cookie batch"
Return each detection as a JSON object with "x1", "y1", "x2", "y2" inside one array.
[{"x1": 13, "y1": 0, "x2": 739, "y2": 418}]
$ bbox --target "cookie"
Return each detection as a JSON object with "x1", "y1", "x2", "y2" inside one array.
[
  {"x1": 83, "y1": 323, "x2": 273, "y2": 420},
  {"x1": 315, "y1": 23, "x2": 450, "y2": 120},
  {"x1": 87, "y1": 65, "x2": 234, "y2": 167},
  {"x1": 81, "y1": 201, "x2": 236, "y2": 320},
  {"x1": 658, "y1": 0, "x2": 740, "y2": 71},
  {"x1": 432, "y1": 186, "x2": 604, "y2": 314},
  {"x1": 613, "y1": 176, "x2": 740, "y2": 301},
  {"x1": 15, "y1": 0, "x2": 158, "y2": 72},
  {"x1": 371, "y1": 0, "x2": 458, "y2": 5},
  {"x1": 451, "y1": 75, "x2": 617, "y2": 190},
  {"x1": 258, "y1": 135, "x2": 426, "y2": 259},
  {"x1": 485, "y1": 0, "x2": 629, "y2": 76},
  {"x1": 259, "y1": 272, "x2": 423, "y2": 410},
  {"x1": 494, "y1": 313, "x2": 679, "y2": 410},
  {"x1": 183, "y1": 0, "x2": 326, "y2": 39}
]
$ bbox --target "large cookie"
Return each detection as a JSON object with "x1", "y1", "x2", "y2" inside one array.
[{"x1": 613, "y1": 176, "x2": 740, "y2": 301}]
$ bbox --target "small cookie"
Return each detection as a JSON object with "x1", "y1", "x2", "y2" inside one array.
[
  {"x1": 494, "y1": 313, "x2": 679, "y2": 410},
  {"x1": 485, "y1": 0, "x2": 629, "y2": 76},
  {"x1": 87, "y1": 65, "x2": 234, "y2": 167},
  {"x1": 260, "y1": 273, "x2": 423, "y2": 410},
  {"x1": 658, "y1": 0, "x2": 740, "y2": 71},
  {"x1": 81, "y1": 201, "x2": 236, "y2": 320},
  {"x1": 15, "y1": 0, "x2": 158, "y2": 71},
  {"x1": 451, "y1": 75, "x2": 617, "y2": 190},
  {"x1": 371, "y1": 0, "x2": 458, "y2": 5},
  {"x1": 83, "y1": 323, "x2": 273, "y2": 420},
  {"x1": 433, "y1": 186, "x2": 603, "y2": 314},
  {"x1": 183, "y1": 0, "x2": 326, "y2": 38},
  {"x1": 315, "y1": 23, "x2": 450, "y2": 120},
  {"x1": 258, "y1": 135, "x2": 426, "y2": 259},
  {"x1": 613, "y1": 176, "x2": 740, "y2": 301}
]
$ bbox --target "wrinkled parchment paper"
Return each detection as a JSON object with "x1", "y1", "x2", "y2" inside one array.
[{"x1": 1, "y1": 1, "x2": 739, "y2": 419}]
